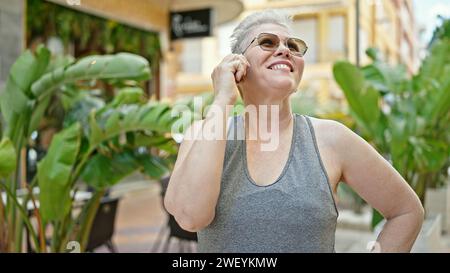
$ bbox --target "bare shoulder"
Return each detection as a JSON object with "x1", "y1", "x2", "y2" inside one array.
[
  {"x1": 305, "y1": 115, "x2": 386, "y2": 172},
  {"x1": 304, "y1": 116, "x2": 350, "y2": 147}
]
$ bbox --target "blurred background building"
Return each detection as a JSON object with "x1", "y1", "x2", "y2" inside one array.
[
  {"x1": 0, "y1": 0, "x2": 420, "y2": 104},
  {"x1": 173, "y1": 0, "x2": 420, "y2": 110},
  {"x1": 0, "y1": 0, "x2": 244, "y2": 97},
  {"x1": 0, "y1": 1, "x2": 26, "y2": 89}
]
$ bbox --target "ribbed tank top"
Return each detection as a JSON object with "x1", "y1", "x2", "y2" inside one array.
[{"x1": 197, "y1": 113, "x2": 339, "y2": 253}]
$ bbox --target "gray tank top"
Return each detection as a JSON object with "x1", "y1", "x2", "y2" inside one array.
[{"x1": 197, "y1": 114, "x2": 338, "y2": 253}]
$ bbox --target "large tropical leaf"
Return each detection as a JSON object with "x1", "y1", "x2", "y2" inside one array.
[
  {"x1": 409, "y1": 137, "x2": 448, "y2": 172},
  {"x1": 81, "y1": 149, "x2": 170, "y2": 189},
  {"x1": 88, "y1": 103, "x2": 176, "y2": 148},
  {"x1": 77, "y1": 101, "x2": 179, "y2": 190},
  {"x1": 387, "y1": 115, "x2": 410, "y2": 174},
  {"x1": 28, "y1": 95, "x2": 51, "y2": 135},
  {"x1": 130, "y1": 133, "x2": 178, "y2": 154},
  {"x1": 333, "y1": 62, "x2": 370, "y2": 120},
  {"x1": 26, "y1": 53, "x2": 150, "y2": 141},
  {"x1": 110, "y1": 87, "x2": 145, "y2": 107},
  {"x1": 333, "y1": 28, "x2": 450, "y2": 225},
  {"x1": 0, "y1": 45, "x2": 50, "y2": 143},
  {"x1": 0, "y1": 138, "x2": 16, "y2": 178},
  {"x1": 31, "y1": 53, "x2": 151, "y2": 100},
  {"x1": 8, "y1": 44, "x2": 50, "y2": 98},
  {"x1": 362, "y1": 62, "x2": 408, "y2": 95},
  {"x1": 139, "y1": 154, "x2": 170, "y2": 179},
  {"x1": 79, "y1": 99, "x2": 180, "y2": 189},
  {"x1": 80, "y1": 150, "x2": 139, "y2": 189},
  {"x1": 419, "y1": 43, "x2": 450, "y2": 124},
  {"x1": 333, "y1": 61, "x2": 383, "y2": 143},
  {"x1": 63, "y1": 93, "x2": 105, "y2": 132},
  {"x1": 419, "y1": 39, "x2": 450, "y2": 83},
  {"x1": 37, "y1": 123, "x2": 81, "y2": 223}
]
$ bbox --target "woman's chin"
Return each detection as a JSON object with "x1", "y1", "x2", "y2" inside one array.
[{"x1": 268, "y1": 80, "x2": 295, "y2": 92}]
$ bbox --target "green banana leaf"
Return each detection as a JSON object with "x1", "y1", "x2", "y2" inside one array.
[
  {"x1": 0, "y1": 138, "x2": 17, "y2": 178},
  {"x1": 80, "y1": 149, "x2": 170, "y2": 189},
  {"x1": 139, "y1": 154, "x2": 171, "y2": 179},
  {"x1": 333, "y1": 61, "x2": 384, "y2": 146},
  {"x1": 80, "y1": 150, "x2": 139, "y2": 189},
  {"x1": 78, "y1": 100, "x2": 179, "y2": 189},
  {"x1": 37, "y1": 123, "x2": 81, "y2": 223},
  {"x1": 0, "y1": 45, "x2": 155, "y2": 252},
  {"x1": 419, "y1": 39, "x2": 450, "y2": 84},
  {"x1": 132, "y1": 133, "x2": 178, "y2": 155},
  {"x1": 362, "y1": 62, "x2": 408, "y2": 95},
  {"x1": 333, "y1": 38, "x2": 450, "y2": 227},
  {"x1": 409, "y1": 137, "x2": 448, "y2": 172},
  {"x1": 63, "y1": 93, "x2": 105, "y2": 132},
  {"x1": 0, "y1": 46, "x2": 50, "y2": 142},
  {"x1": 28, "y1": 95, "x2": 51, "y2": 135},
  {"x1": 362, "y1": 48, "x2": 409, "y2": 95},
  {"x1": 418, "y1": 40, "x2": 450, "y2": 123},
  {"x1": 27, "y1": 53, "x2": 151, "y2": 140},
  {"x1": 133, "y1": 133, "x2": 170, "y2": 147},
  {"x1": 110, "y1": 87, "x2": 145, "y2": 107},
  {"x1": 88, "y1": 103, "x2": 175, "y2": 148},
  {"x1": 6, "y1": 44, "x2": 50, "y2": 100},
  {"x1": 31, "y1": 53, "x2": 151, "y2": 100}
]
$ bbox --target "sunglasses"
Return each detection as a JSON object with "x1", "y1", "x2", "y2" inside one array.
[{"x1": 242, "y1": 33, "x2": 308, "y2": 57}]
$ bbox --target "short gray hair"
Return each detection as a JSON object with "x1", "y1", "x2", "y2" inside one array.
[{"x1": 230, "y1": 10, "x2": 293, "y2": 54}]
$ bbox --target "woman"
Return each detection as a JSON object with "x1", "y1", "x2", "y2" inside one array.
[{"x1": 164, "y1": 10, "x2": 424, "y2": 253}]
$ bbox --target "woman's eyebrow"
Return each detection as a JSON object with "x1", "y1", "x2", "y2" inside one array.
[{"x1": 265, "y1": 32, "x2": 293, "y2": 39}]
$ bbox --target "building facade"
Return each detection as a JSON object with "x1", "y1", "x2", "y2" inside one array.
[
  {"x1": 0, "y1": 0, "x2": 26, "y2": 89},
  {"x1": 0, "y1": 0, "x2": 418, "y2": 106},
  {"x1": 172, "y1": 0, "x2": 419, "y2": 109}
]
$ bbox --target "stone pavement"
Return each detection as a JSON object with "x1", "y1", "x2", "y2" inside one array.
[{"x1": 94, "y1": 181, "x2": 449, "y2": 253}]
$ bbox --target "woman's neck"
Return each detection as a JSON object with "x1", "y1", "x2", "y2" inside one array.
[{"x1": 242, "y1": 97, "x2": 293, "y2": 142}]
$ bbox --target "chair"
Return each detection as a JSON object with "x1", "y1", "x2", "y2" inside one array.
[
  {"x1": 86, "y1": 197, "x2": 120, "y2": 253},
  {"x1": 151, "y1": 176, "x2": 197, "y2": 252}
]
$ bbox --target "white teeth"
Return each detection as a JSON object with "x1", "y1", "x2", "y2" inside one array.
[{"x1": 270, "y1": 64, "x2": 291, "y2": 71}]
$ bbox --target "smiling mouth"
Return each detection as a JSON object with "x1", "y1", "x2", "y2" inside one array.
[{"x1": 268, "y1": 64, "x2": 293, "y2": 72}]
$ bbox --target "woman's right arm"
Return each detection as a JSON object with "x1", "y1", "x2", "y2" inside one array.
[{"x1": 163, "y1": 54, "x2": 250, "y2": 232}]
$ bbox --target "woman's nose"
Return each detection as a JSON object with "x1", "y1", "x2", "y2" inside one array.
[{"x1": 273, "y1": 42, "x2": 291, "y2": 57}]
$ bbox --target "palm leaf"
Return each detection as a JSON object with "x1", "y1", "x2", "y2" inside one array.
[{"x1": 37, "y1": 123, "x2": 81, "y2": 223}]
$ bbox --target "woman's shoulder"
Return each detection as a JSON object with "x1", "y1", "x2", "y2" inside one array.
[
  {"x1": 297, "y1": 114, "x2": 351, "y2": 146},
  {"x1": 298, "y1": 114, "x2": 347, "y2": 132}
]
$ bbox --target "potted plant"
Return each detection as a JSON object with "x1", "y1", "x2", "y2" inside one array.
[
  {"x1": 0, "y1": 45, "x2": 188, "y2": 252},
  {"x1": 332, "y1": 19, "x2": 450, "y2": 231}
]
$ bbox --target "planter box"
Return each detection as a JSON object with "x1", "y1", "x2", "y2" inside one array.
[{"x1": 425, "y1": 183, "x2": 450, "y2": 233}]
